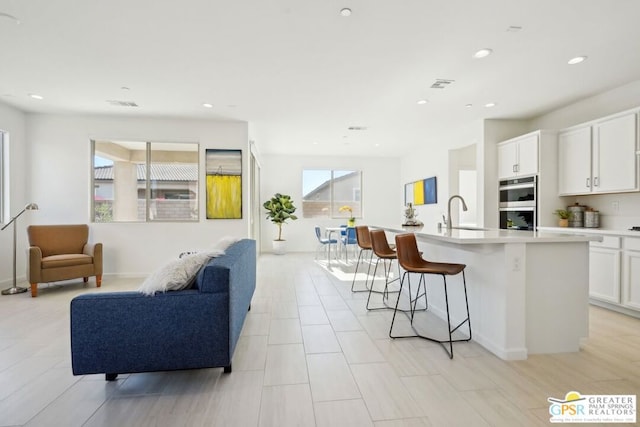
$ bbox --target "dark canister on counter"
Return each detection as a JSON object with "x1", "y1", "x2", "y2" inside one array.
[{"x1": 568, "y1": 203, "x2": 586, "y2": 227}]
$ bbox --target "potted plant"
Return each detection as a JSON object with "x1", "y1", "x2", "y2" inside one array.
[
  {"x1": 263, "y1": 193, "x2": 298, "y2": 254},
  {"x1": 339, "y1": 205, "x2": 356, "y2": 227},
  {"x1": 554, "y1": 209, "x2": 573, "y2": 227}
]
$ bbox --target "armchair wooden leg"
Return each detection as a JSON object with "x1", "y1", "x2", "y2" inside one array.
[
  {"x1": 30, "y1": 283, "x2": 38, "y2": 297},
  {"x1": 96, "y1": 275, "x2": 102, "y2": 287},
  {"x1": 83, "y1": 277, "x2": 89, "y2": 283}
]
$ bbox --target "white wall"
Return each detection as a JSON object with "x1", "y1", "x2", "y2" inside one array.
[
  {"x1": 529, "y1": 79, "x2": 640, "y2": 229},
  {"x1": 26, "y1": 114, "x2": 250, "y2": 276},
  {"x1": 260, "y1": 154, "x2": 402, "y2": 253},
  {"x1": 401, "y1": 121, "x2": 486, "y2": 229},
  {"x1": 0, "y1": 102, "x2": 29, "y2": 287}
]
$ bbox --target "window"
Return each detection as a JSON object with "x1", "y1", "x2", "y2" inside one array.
[
  {"x1": 302, "y1": 169, "x2": 362, "y2": 218},
  {"x1": 92, "y1": 140, "x2": 199, "y2": 222}
]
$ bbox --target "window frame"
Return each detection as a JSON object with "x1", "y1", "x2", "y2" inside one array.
[
  {"x1": 301, "y1": 169, "x2": 363, "y2": 219},
  {"x1": 91, "y1": 139, "x2": 200, "y2": 223}
]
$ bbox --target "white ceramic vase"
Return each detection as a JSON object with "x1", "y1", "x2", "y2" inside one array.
[{"x1": 272, "y1": 240, "x2": 286, "y2": 255}]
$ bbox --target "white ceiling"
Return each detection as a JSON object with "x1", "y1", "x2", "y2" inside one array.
[{"x1": 1, "y1": 0, "x2": 640, "y2": 157}]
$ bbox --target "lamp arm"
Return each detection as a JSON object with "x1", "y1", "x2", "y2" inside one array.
[{"x1": 1, "y1": 208, "x2": 28, "y2": 231}]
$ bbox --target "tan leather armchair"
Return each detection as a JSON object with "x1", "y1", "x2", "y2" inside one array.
[{"x1": 27, "y1": 224, "x2": 103, "y2": 297}]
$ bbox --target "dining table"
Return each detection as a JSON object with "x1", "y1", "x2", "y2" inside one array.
[
  {"x1": 325, "y1": 226, "x2": 356, "y2": 264},
  {"x1": 324, "y1": 226, "x2": 348, "y2": 265}
]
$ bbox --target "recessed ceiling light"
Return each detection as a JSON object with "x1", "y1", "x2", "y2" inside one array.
[
  {"x1": 473, "y1": 48, "x2": 493, "y2": 59},
  {"x1": 484, "y1": 102, "x2": 496, "y2": 108},
  {"x1": 465, "y1": 103, "x2": 473, "y2": 108},
  {"x1": 202, "y1": 103, "x2": 213, "y2": 108},
  {"x1": 506, "y1": 26, "x2": 522, "y2": 32},
  {"x1": 340, "y1": 8, "x2": 352, "y2": 17},
  {"x1": 120, "y1": 86, "x2": 130, "y2": 91},
  {"x1": 568, "y1": 56, "x2": 587, "y2": 65},
  {"x1": 29, "y1": 93, "x2": 43, "y2": 100},
  {"x1": 417, "y1": 99, "x2": 428, "y2": 105}
]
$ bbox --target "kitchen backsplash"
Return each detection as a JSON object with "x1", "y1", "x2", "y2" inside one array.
[{"x1": 560, "y1": 192, "x2": 640, "y2": 230}]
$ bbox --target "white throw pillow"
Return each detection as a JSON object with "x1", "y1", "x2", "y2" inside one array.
[
  {"x1": 137, "y1": 236, "x2": 242, "y2": 296},
  {"x1": 138, "y1": 252, "x2": 211, "y2": 296},
  {"x1": 207, "y1": 236, "x2": 242, "y2": 254}
]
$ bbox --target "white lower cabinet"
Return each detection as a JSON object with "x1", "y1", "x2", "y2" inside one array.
[
  {"x1": 589, "y1": 237, "x2": 621, "y2": 304},
  {"x1": 622, "y1": 238, "x2": 640, "y2": 310},
  {"x1": 589, "y1": 248, "x2": 621, "y2": 303}
]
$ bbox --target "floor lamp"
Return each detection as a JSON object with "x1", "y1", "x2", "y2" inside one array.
[{"x1": 1, "y1": 203, "x2": 39, "y2": 295}]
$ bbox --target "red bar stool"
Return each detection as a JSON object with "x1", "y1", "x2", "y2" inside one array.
[{"x1": 389, "y1": 233, "x2": 472, "y2": 359}]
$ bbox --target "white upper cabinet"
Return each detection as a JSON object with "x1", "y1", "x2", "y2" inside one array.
[
  {"x1": 593, "y1": 112, "x2": 638, "y2": 193},
  {"x1": 497, "y1": 133, "x2": 539, "y2": 179},
  {"x1": 558, "y1": 111, "x2": 639, "y2": 196},
  {"x1": 558, "y1": 126, "x2": 592, "y2": 195}
]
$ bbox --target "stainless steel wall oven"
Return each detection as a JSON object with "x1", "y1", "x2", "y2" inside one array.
[{"x1": 499, "y1": 176, "x2": 537, "y2": 230}]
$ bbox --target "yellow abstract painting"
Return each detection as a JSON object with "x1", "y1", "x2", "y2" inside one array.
[
  {"x1": 206, "y1": 175, "x2": 241, "y2": 218},
  {"x1": 206, "y1": 149, "x2": 242, "y2": 219}
]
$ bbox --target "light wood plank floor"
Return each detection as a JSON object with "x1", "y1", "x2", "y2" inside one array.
[{"x1": 1, "y1": 252, "x2": 639, "y2": 426}]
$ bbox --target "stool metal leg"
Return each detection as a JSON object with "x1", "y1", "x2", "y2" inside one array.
[
  {"x1": 351, "y1": 248, "x2": 373, "y2": 293},
  {"x1": 366, "y1": 257, "x2": 396, "y2": 310}
]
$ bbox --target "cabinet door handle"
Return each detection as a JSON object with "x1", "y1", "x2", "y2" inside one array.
[
  {"x1": 586, "y1": 178, "x2": 590, "y2": 188},
  {"x1": 513, "y1": 164, "x2": 517, "y2": 173},
  {"x1": 594, "y1": 177, "x2": 599, "y2": 187}
]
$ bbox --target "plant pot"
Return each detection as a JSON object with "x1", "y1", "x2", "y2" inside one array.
[
  {"x1": 272, "y1": 240, "x2": 287, "y2": 255},
  {"x1": 347, "y1": 218, "x2": 356, "y2": 227},
  {"x1": 558, "y1": 218, "x2": 569, "y2": 227}
]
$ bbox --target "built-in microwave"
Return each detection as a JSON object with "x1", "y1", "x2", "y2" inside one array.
[
  {"x1": 499, "y1": 175, "x2": 537, "y2": 230},
  {"x1": 499, "y1": 175, "x2": 536, "y2": 208}
]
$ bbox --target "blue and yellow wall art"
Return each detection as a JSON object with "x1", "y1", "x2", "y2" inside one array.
[
  {"x1": 405, "y1": 176, "x2": 437, "y2": 205},
  {"x1": 206, "y1": 149, "x2": 242, "y2": 219}
]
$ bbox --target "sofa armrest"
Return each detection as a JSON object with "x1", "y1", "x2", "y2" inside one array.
[
  {"x1": 70, "y1": 290, "x2": 231, "y2": 376},
  {"x1": 28, "y1": 246, "x2": 42, "y2": 283},
  {"x1": 83, "y1": 242, "x2": 103, "y2": 274}
]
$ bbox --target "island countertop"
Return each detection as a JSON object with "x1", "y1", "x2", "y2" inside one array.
[{"x1": 373, "y1": 224, "x2": 601, "y2": 245}]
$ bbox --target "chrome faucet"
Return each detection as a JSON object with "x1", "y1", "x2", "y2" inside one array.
[{"x1": 447, "y1": 195, "x2": 468, "y2": 230}]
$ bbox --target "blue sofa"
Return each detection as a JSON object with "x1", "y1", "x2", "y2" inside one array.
[{"x1": 70, "y1": 239, "x2": 256, "y2": 380}]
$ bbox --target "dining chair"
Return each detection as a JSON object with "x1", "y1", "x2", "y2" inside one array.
[
  {"x1": 315, "y1": 226, "x2": 338, "y2": 262},
  {"x1": 340, "y1": 225, "x2": 358, "y2": 262}
]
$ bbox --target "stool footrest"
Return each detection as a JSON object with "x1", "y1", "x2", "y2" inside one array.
[{"x1": 390, "y1": 310, "x2": 472, "y2": 358}]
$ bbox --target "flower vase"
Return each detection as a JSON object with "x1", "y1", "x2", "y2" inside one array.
[{"x1": 347, "y1": 218, "x2": 356, "y2": 227}]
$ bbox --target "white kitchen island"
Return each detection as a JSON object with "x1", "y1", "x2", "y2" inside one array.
[{"x1": 374, "y1": 225, "x2": 599, "y2": 360}]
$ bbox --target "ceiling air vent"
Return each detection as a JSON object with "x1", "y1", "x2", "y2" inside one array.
[
  {"x1": 106, "y1": 100, "x2": 138, "y2": 107},
  {"x1": 348, "y1": 126, "x2": 367, "y2": 131},
  {"x1": 430, "y1": 79, "x2": 455, "y2": 89}
]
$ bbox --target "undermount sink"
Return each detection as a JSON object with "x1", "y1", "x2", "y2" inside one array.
[{"x1": 450, "y1": 226, "x2": 489, "y2": 231}]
